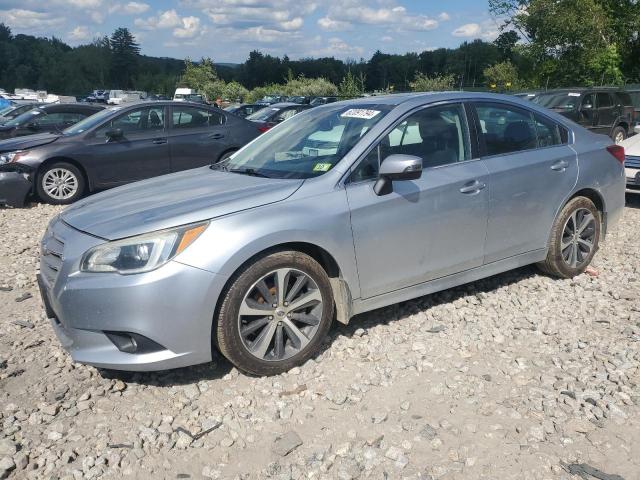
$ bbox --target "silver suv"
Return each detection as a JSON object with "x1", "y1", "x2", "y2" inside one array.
[{"x1": 38, "y1": 92, "x2": 626, "y2": 375}]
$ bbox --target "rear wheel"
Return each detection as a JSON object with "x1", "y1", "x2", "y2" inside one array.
[
  {"x1": 217, "y1": 150, "x2": 237, "y2": 163},
  {"x1": 537, "y1": 196, "x2": 600, "y2": 278},
  {"x1": 216, "y1": 251, "x2": 334, "y2": 376},
  {"x1": 37, "y1": 162, "x2": 85, "y2": 205},
  {"x1": 611, "y1": 126, "x2": 626, "y2": 144}
]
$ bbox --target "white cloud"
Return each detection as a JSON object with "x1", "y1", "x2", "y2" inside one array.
[
  {"x1": 135, "y1": 9, "x2": 182, "y2": 30},
  {"x1": 381, "y1": 35, "x2": 393, "y2": 42},
  {"x1": 123, "y1": 2, "x2": 149, "y2": 14},
  {"x1": 173, "y1": 16, "x2": 201, "y2": 38},
  {"x1": 317, "y1": 16, "x2": 352, "y2": 32},
  {"x1": 0, "y1": 9, "x2": 65, "y2": 31},
  {"x1": 278, "y1": 17, "x2": 303, "y2": 31},
  {"x1": 66, "y1": 0, "x2": 101, "y2": 7},
  {"x1": 68, "y1": 25, "x2": 90, "y2": 41},
  {"x1": 322, "y1": 2, "x2": 439, "y2": 32},
  {"x1": 438, "y1": 12, "x2": 450, "y2": 21},
  {"x1": 452, "y1": 21, "x2": 499, "y2": 40}
]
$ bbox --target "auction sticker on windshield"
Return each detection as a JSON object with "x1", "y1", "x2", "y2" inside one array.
[
  {"x1": 312, "y1": 162, "x2": 332, "y2": 172},
  {"x1": 341, "y1": 109, "x2": 381, "y2": 120}
]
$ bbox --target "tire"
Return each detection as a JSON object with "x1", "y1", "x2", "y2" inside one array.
[
  {"x1": 217, "y1": 150, "x2": 237, "y2": 163},
  {"x1": 537, "y1": 196, "x2": 601, "y2": 278},
  {"x1": 37, "y1": 162, "x2": 85, "y2": 205},
  {"x1": 216, "y1": 250, "x2": 334, "y2": 376},
  {"x1": 611, "y1": 126, "x2": 626, "y2": 144}
]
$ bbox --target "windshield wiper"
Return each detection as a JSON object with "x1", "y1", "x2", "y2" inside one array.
[
  {"x1": 229, "y1": 168, "x2": 271, "y2": 178},
  {"x1": 210, "y1": 162, "x2": 229, "y2": 171}
]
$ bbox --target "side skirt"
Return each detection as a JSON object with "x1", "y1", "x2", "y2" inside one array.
[{"x1": 351, "y1": 248, "x2": 547, "y2": 317}]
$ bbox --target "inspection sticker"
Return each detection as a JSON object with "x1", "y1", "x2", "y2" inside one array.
[
  {"x1": 568, "y1": 92, "x2": 581, "y2": 97},
  {"x1": 312, "y1": 162, "x2": 332, "y2": 172},
  {"x1": 340, "y1": 109, "x2": 381, "y2": 120}
]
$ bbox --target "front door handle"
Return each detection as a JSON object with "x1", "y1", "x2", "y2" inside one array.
[
  {"x1": 152, "y1": 138, "x2": 167, "y2": 145},
  {"x1": 459, "y1": 180, "x2": 486, "y2": 194},
  {"x1": 551, "y1": 160, "x2": 569, "y2": 172},
  {"x1": 209, "y1": 133, "x2": 225, "y2": 140}
]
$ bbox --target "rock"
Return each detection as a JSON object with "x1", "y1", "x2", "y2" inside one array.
[
  {"x1": 0, "y1": 456, "x2": 15, "y2": 478},
  {"x1": 565, "y1": 418, "x2": 596, "y2": 434},
  {"x1": 272, "y1": 431, "x2": 303, "y2": 457},
  {"x1": 0, "y1": 440, "x2": 17, "y2": 457},
  {"x1": 385, "y1": 446, "x2": 409, "y2": 469},
  {"x1": 372, "y1": 411, "x2": 388, "y2": 424},
  {"x1": 113, "y1": 380, "x2": 126, "y2": 392}
]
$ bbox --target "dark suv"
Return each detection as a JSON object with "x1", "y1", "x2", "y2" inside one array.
[{"x1": 533, "y1": 89, "x2": 635, "y2": 144}]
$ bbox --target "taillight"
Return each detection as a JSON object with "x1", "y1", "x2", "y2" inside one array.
[
  {"x1": 606, "y1": 144, "x2": 625, "y2": 164},
  {"x1": 257, "y1": 125, "x2": 271, "y2": 133}
]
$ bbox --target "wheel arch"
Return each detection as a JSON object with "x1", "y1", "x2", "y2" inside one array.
[
  {"x1": 566, "y1": 187, "x2": 607, "y2": 234},
  {"x1": 37, "y1": 156, "x2": 91, "y2": 192},
  {"x1": 212, "y1": 241, "x2": 354, "y2": 347}
]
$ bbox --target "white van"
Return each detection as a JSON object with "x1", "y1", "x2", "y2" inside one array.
[{"x1": 174, "y1": 88, "x2": 196, "y2": 101}]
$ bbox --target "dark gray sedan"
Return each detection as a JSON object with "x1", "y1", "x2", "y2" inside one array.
[{"x1": 0, "y1": 101, "x2": 261, "y2": 206}]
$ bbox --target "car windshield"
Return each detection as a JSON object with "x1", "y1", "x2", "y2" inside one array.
[
  {"x1": 216, "y1": 103, "x2": 392, "y2": 179},
  {"x1": 63, "y1": 107, "x2": 120, "y2": 135},
  {"x1": 4, "y1": 108, "x2": 45, "y2": 127},
  {"x1": 0, "y1": 106, "x2": 14, "y2": 116},
  {"x1": 246, "y1": 107, "x2": 280, "y2": 122},
  {"x1": 533, "y1": 93, "x2": 580, "y2": 109}
]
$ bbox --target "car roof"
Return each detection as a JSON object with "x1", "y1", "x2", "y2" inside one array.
[
  {"x1": 267, "y1": 102, "x2": 302, "y2": 108},
  {"x1": 38, "y1": 103, "x2": 105, "y2": 112}
]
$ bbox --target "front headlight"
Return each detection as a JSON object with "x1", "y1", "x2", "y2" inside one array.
[
  {"x1": 0, "y1": 151, "x2": 27, "y2": 165},
  {"x1": 80, "y1": 223, "x2": 208, "y2": 274}
]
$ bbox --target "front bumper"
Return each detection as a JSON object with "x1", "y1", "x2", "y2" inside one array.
[
  {"x1": 625, "y1": 155, "x2": 640, "y2": 194},
  {"x1": 38, "y1": 219, "x2": 228, "y2": 371},
  {"x1": 0, "y1": 171, "x2": 32, "y2": 207}
]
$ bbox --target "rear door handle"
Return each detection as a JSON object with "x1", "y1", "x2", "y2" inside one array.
[
  {"x1": 152, "y1": 138, "x2": 167, "y2": 145},
  {"x1": 459, "y1": 180, "x2": 486, "y2": 194},
  {"x1": 551, "y1": 160, "x2": 569, "y2": 172},
  {"x1": 209, "y1": 133, "x2": 225, "y2": 140}
]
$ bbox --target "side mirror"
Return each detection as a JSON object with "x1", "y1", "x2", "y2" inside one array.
[
  {"x1": 105, "y1": 128, "x2": 123, "y2": 140},
  {"x1": 373, "y1": 154, "x2": 422, "y2": 196},
  {"x1": 582, "y1": 103, "x2": 593, "y2": 111}
]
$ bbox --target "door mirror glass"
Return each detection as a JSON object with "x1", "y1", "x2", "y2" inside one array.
[
  {"x1": 582, "y1": 103, "x2": 593, "y2": 110},
  {"x1": 374, "y1": 154, "x2": 422, "y2": 195},
  {"x1": 105, "y1": 128, "x2": 123, "y2": 140}
]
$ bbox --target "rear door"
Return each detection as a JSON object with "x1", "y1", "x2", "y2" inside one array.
[
  {"x1": 579, "y1": 93, "x2": 597, "y2": 130},
  {"x1": 472, "y1": 101, "x2": 578, "y2": 263},
  {"x1": 595, "y1": 92, "x2": 616, "y2": 134},
  {"x1": 168, "y1": 105, "x2": 229, "y2": 170},
  {"x1": 82, "y1": 105, "x2": 170, "y2": 187}
]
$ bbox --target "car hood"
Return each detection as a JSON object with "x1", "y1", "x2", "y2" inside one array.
[
  {"x1": 0, "y1": 132, "x2": 60, "y2": 152},
  {"x1": 621, "y1": 133, "x2": 640, "y2": 156},
  {"x1": 60, "y1": 167, "x2": 304, "y2": 240}
]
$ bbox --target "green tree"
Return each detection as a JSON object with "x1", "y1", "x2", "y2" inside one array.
[
  {"x1": 179, "y1": 57, "x2": 218, "y2": 92},
  {"x1": 410, "y1": 73, "x2": 455, "y2": 92},
  {"x1": 483, "y1": 61, "x2": 521, "y2": 90},
  {"x1": 338, "y1": 69, "x2": 361, "y2": 98},
  {"x1": 110, "y1": 27, "x2": 140, "y2": 88}
]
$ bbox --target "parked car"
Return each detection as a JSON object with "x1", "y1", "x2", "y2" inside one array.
[
  {"x1": 625, "y1": 89, "x2": 640, "y2": 134},
  {"x1": 34, "y1": 92, "x2": 625, "y2": 374},
  {"x1": 0, "y1": 103, "x2": 105, "y2": 140},
  {"x1": 0, "y1": 103, "x2": 37, "y2": 124},
  {"x1": 224, "y1": 103, "x2": 264, "y2": 118},
  {"x1": 513, "y1": 91, "x2": 540, "y2": 101},
  {"x1": 147, "y1": 94, "x2": 170, "y2": 101},
  {"x1": 107, "y1": 90, "x2": 143, "y2": 105},
  {"x1": 174, "y1": 88, "x2": 196, "y2": 101},
  {"x1": 287, "y1": 96, "x2": 312, "y2": 104},
  {"x1": 87, "y1": 90, "x2": 108, "y2": 103},
  {"x1": 310, "y1": 96, "x2": 339, "y2": 106},
  {"x1": 0, "y1": 101, "x2": 261, "y2": 206},
  {"x1": 246, "y1": 102, "x2": 312, "y2": 132},
  {"x1": 256, "y1": 94, "x2": 288, "y2": 105},
  {"x1": 533, "y1": 88, "x2": 635, "y2": 143},
  {"x1": 621, "y1": 134, "x2": 640, "y2": 194}
]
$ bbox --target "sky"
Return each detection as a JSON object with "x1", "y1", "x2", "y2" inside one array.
[{"x1": 0, "y1": 1, "x2": 501, "y2": 63}]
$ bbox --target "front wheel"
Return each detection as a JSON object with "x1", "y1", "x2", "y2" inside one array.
[
  {"x1": 37, "y1": 162, "x2": 85, "y2": 205},
  {"x1": 216, "y1": 251, "x2": 334, "y2": 376},
  {"x1": 537, "y1": 196, "x2": 600, "y2": 278}
]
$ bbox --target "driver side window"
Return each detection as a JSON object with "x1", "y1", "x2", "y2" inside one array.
[{"x1": 94, "y1": 107, "x2": 165, "y2": 139}]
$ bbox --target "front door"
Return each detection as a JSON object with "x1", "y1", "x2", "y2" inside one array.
[
  {"x1": 83, "y1": 105, "x2": 170, "y2": 187},
  {"x1": 346, "y1": 103, "x2": 489, "y2": 299}
]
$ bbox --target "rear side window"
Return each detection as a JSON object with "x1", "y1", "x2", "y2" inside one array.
[
  {"x1": 597, "y1": 93, "x2": 613, "y2": 108},
  {"x1": 475, "y1": 103, "x2": 537, "y2": 156},
  {"x1": 616, "y1": 92, "x2": 632, "y2": 106},
  {"x1": 533, "y1": 113, "x2": 562, "y2": 147},
  {"x1": 172, "y1": 106, "x2": 223, "y2": 129}
]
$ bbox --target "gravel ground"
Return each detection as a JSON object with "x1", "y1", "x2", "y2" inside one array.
[{"x1": 1, "y1": 197, "x2": 639, "y2": 480}]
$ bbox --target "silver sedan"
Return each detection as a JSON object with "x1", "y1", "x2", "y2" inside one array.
[{"x1": 38, "y1": 92, "x2": 626, "y2": 375}]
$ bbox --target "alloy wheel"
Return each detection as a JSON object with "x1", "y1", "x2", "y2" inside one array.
[
  {"x1": 42, "y1": 168, "x2": 79, "y2": 200},
  {"x1": 238, "y1": 268, "x2": 323, "y2": 361},
  {"x1": 561, "y1": 208, "x2": 596, "y2": 268},
  {"x1": 614, "y1": 131, "x2": 625, "y2": 144}
]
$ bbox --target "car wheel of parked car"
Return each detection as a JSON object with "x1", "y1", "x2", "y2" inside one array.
[
  {"x1": 216, "y1": 251, "x2": 334, "y2": 375},
  {"x1": 218, "y1": 150, "x2": 237, "y2": 163},
  {"x1": 537, "y1": 196, "x2": 600, "y2": 278},
  {"x1": 611, "y1": 126, "x2": 626, "y2": 144},
  {"x1": 37, "y1": 162, "x2": 85, "y2": 205}
]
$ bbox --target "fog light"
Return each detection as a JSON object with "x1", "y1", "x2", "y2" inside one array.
[{"x1": 104, "y1": 331, "x2": 165, "y2": 354}]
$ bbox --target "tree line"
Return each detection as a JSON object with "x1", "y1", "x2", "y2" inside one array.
[{"x1": 0, "y1": 0, "x2": 638, "y2": 98}]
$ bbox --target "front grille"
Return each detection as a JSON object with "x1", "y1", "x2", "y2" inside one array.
[
  {"x1": 626, "y1": 155, "x2": 640, "y2": 169},
  {"x1": 40, "y1": 222, "x2": 65, "y2": 286}
]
